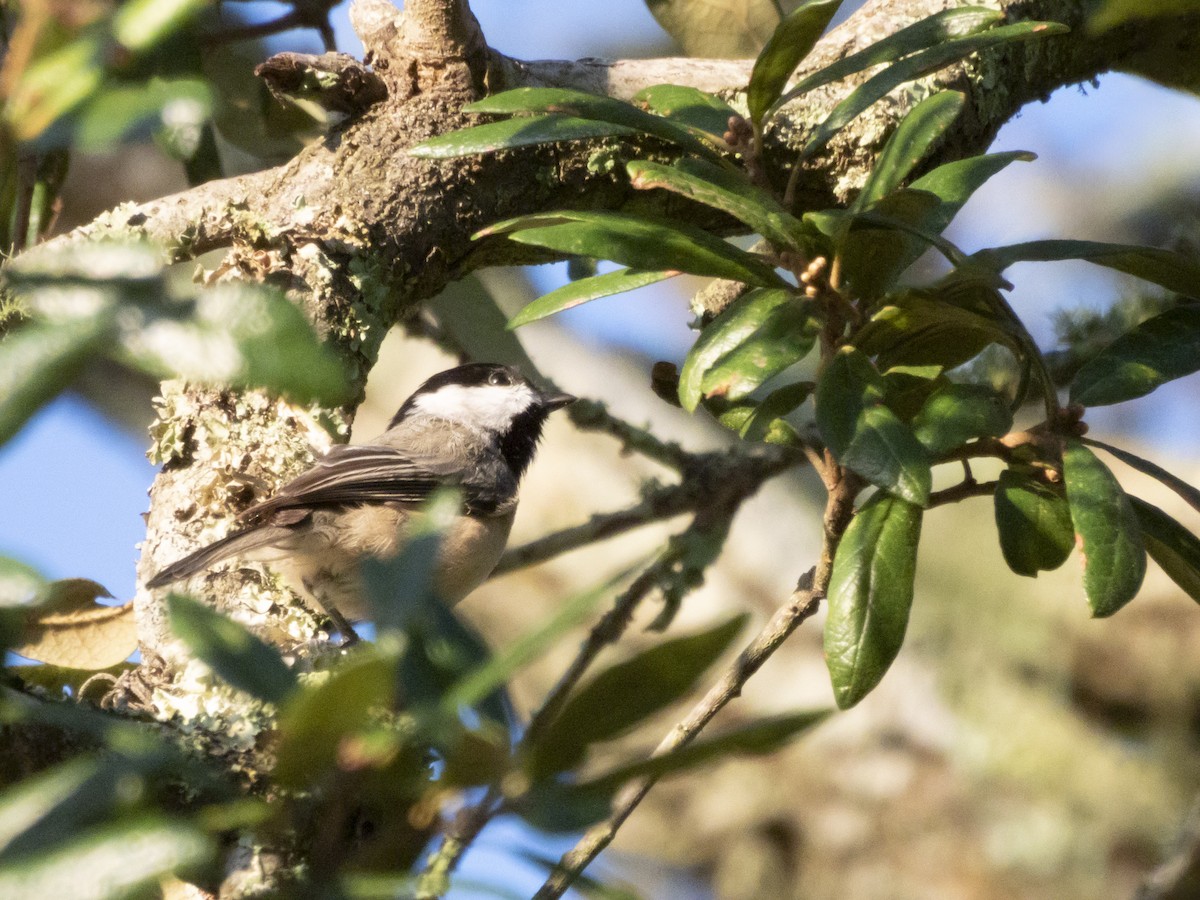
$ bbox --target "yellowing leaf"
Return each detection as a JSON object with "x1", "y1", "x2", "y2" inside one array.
[{"x1": 14, "y1": 580, "x2": 137, "y2": 669}]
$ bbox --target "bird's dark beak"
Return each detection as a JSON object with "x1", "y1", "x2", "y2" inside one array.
[{"x1": 542, "y1": 389, "x2": 576, "y2": 411}]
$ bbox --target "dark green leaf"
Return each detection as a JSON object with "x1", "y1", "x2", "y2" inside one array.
[
  {"x1": 581, "y1": 710, "x2": 831, "y2": 792},
  {"x1": 854, "y1": 292, "x2": 1015, "y2": 372},
  {"x1": 771, "y1": 7, "x2": 1005, "y2": 114},
  {"x1": 0, "y1": 759, "x2": 101, "y2": 861},
  {"x1": 480, "y1": 210, "x2": 785, "y2": 290},
  {"x1": 628, "y1": 157, "x2": 811, "y2": 252},
  {"x1": 699, "y1": 303, "x2": 818, "y2": 403},
  {"x1": 993, "y1": 470, "x2": 1075, "y2": 577},
  {"x1": 1090, "y1": 0, "x2": 1197, "y2": 32},
  {"x1": 911, "y1": 382, "x2": 1012, "y2": 456},
  {"x1": 720, "y1": 380, "x2": 814, "y2": 443},
  {"x1": 973, "y1": 240, "x2": 1200, "y2": 300},
  {"x1": 824, "y1": 493, "x2": 923, "y2": 709},
  {"x1": 854, "y1": 91, "x2": 965, "y2": 211},
  {"x1": 907, "y1": 150, "x2": 1035, "y2": 237},
  {"x1": 462, "y1": 87, "x2": 723, "y2": 161},
  {"x1": 274, "y1": 647, "x2": 399, "y2": 788},
  {"x1": 815, "y1": 347, "x2": 932, "y2": 505},
  {"x1": 1062, "y1": 439, "x2": 1146, "y2": 617},
  {"x1": 800, "y1": 21, "x2": 1067, "y2": 159},
  {"x1": 0, "y1": 318, "x2": 110, "y2": 447},
  {"x1": 1083, "y1": 438, "x2": 1200, "y2": 517},
  {"x1": 747, "y1": 0, "x2": 843, "y2": 125},
  {"x1": 508, "y1": 268, "x2": 675, "y2": 329},
  {"x1": 0, "y1": 816, "x2": 212, "y2": 898},
  {"x1": 408, "y1": 115, "x2": 636, "y2": 158},
  {"x1": 167, "y1": 594, "x2": 296, "y2": 705},
  {"x1": 1069, "y1": 305, "x2": 1200, "y2": 406},
  {"x1": 632, "y1": 84, "x2": 738, "y2": 139},
  {"x1": 678, "y1": 288, "x2": 809, "y2": 411},
  {"x1": 1130, "y1": 496, "x2": 1200, "y2": 603},
  {"x1": 531, "y1": 615, "x2": 748, "y2": 777}
]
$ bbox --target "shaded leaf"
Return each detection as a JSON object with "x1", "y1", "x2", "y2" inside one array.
[
  {"x1": 0, "y1": 318, "x2": 111, "y2": 448},
  {"x1": 854, "y1": 291, "x2": 1015, "y2": 372},
  {"x1": 76, "y1": 78, "x2": 211, "y2": 153},
  {"x1": 627, "y1": 157, "x2": 811, "y2": 251},
  {"x1": 632, "y1": 84, "x2": 738, "y2": 138},
  {"x1": 1069, "y1": 304, "x2": 1200, "y2": 406},
  {"x1": 1062, "y1": 439, "x2": 1146, "y2": 617},
  {"x1": 1130, "y1": 496, "x2": 1200, "y2": 603},
  {"x1": 408, "y1": 114, "x2": 636, "y2": 158},
  {"x1": 824, "y1": 493, "x2": 923, "y2": 709},
  {"x1": 815, "y1": 347, "x2": 932, "y2": 505},
  {"x1": 12, "y1": 661, "x2": 135, "y2": 701},
  {"x1": 678, "y1": 288, "x2": 809, "y2": 411},
  {"x1": 480, "y1": 211, "x2": 785, "y2": 289},
  {"x1": 748, "y1": 0, "x2": 843, "y2": 125},
  {"x1": 699, "y1": 303, "x2": 818, "y2": 403},
  {"x1": 167, "y1": 593, "x2": 296, "y2": 705},
  {"x1": 907, "y1": 150, "x2": 1035, "y2": 238},
  {"x1": 994, "y1": 470, "x2": 1075, "y2": 577},
  {"x1": 717, "y1": 380, "x2": 814, "y2": 443},
  {"x1": 508, "y1": 268, "x2": 675, "y2": 329},
  {"x1": 853, "y1": 91, "x2": 965, "y2": 211},
  {"x1": 462, "y1": 87, "x2": 722, "y2": 160},
  {"x1": 531, "y1": 615, "x2": 748, "y2": 777},
  {"x1": 911, "y1": 382, "x2": 1012, "y2": 456},
  {"x1": 1084, "y1": 438, "x2": 1200, "y2": 517},
  {"x1": 800, "y1": 21, "x2": 1067, "y2": 158},
  {"x1": 646, "y1": 0, "x2": 781, "y2": 58},
  {"x1": 1090, "y1": 0, "x2": 1198, "y2": 32},
  {"x1": 772, "y1": 7, "x2": 1006, "y2": 114},
  {"x1": 973, "y1": 240, "x2": 1200, "y2": 300},
  {"x1": 14, "y1": 580, "x2": 136, "y2": 670}
]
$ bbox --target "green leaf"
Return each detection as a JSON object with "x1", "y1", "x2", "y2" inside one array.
[
  {"x1": 627, "y1": 157, "x2": 811, "y2": 252},
  {"x1": 1130, "y1": 496, "x2": 1200, "y2": 604},
  {"x1": 911, "y1": 382, "x2": 1012, "y2": 456},
  {"x1": 678, "y1": 288, "x2": 810, "y2": 411},
  {"x1": 0, "y1": 317, "x2": 110, "y2": 448},
  {"x1": 853, "y1": 91, "x2": 965, "y2": 211},
  {"x1": 6, "y1": 36, "x2": 105, "y2": 144},
  {"x1": 75, "y1": 78, "x2": 212, "y2": 153},
  {"x1": 854, "y1": 292, "x2": 1015, "y2": 372},
  {"x1": 973, "y1": 240, "x2": 1200, "y2": 300},
  {"x1": 699, "y1": 302, "x2": 818, "y2": 403},
  {"x1": 507, "y1": 268, "x2": 675, "y2": 329},
  {"x1": 123, "y1": 283, "x2": 353, "y2": 406},
  {"x1": 531, "y1": 614, "x2": 748, "y2": 777},
  {"x1": 1090, "y1": 0, "x2": 1198, "y2": 32},
  {"x1": 1062, "y1": 439, "x2": 1146, "y2": 617},
  {"x1": 646, "y1": 0, "x2": 782, "y2": 58},
  {"x1": 112, "y1": 0, "x2": 207, "y2": 51},
  {"x1": 814, "y1": 347, "x2": 932, "y2": 505},
  {"x1": 993, "y1": 470, "x2": 1075, "y2": 577},
  {"x1": 581, "y1": 710, "x2": 831, "y2": 792},
  {"x1": 167, "y1": 594, "x2": 297, "y2": 705},
  {"x1": 747, "y1": 0, "x2": 844, "y2": 126},
  {"x1": 0, "y1": 759, "x2": 100, "y2": 861},
  {"x1": 480, "y1": 210, "x2": 785, "y2": 289},
  {"x1": 0, "y1": 816, "x2": 212, "y2": 899},
  {"x1": 824, "y1": 493, "x2": 923, "y2": 709},
  {"x1": 274, "y1": 646, "x2": 399, "y2": 788},
  {"x1": 1083, "y1": 438, "x2": 1200, "y2": 517},
  {"x1": 800, "y1": 21, "x2": 1067, "y2": 159},
  {"x1": 907, "y1": 150, "x2": 1035, "y2": 237},
  {"x1": 632, "y1": 84, "x2": 739, "y2": 139},
  {"x1": 408, "y1": 115, "x2": 636, "y2": 158},
  {"x1": 1069, "y1": 305, "x2": 1200, "y2": 406},
  {"x1": 718, "y1": 380, "x2": 814, "y2": 443},
  {"x1": 771, "y1": 7, "x2": 1006, "y2": 115},
  {"x1": 462, "y1": 87, "x2": 723, "y2": 161}
]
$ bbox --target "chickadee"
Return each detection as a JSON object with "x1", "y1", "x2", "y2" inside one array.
[{"x1": 146, "y1": 363, "x2": 575, "y2": 624}]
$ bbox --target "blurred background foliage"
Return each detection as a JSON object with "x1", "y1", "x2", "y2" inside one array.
[{"x1": 2, "y1": 0, "x2": 1200, "y2": 898}]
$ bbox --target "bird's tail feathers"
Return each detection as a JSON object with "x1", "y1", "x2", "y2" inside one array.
[{"x1": 145, "y1": 526, "x2": 291, "y2": 589}]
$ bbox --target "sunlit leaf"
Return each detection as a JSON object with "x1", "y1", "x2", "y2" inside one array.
[
  {"x1": 825, "y1": 493, "x2": 923, "y2": 709},
  {"x1": 993, "y1": 470, "x2": 1075, "y2": 577},
  {"x1": 408, "y1": 115, "x2": 636, "y2": 158},
  {"x1": 113, "y1": 0, "x2": 207, "y2": 51},
  {"x1": 1130, "y1": 496, "x2": 1200, "y2": 604},
  {"x1": 632, "y1": 84, "x2": 738, "y2": 139},
  {"x1": 910, "y1": 382, "x2": 1012, "y2": 456},
  {"x1": 854, "y1": 91, "x2": 965, "y2": 211},
  {"x1": 815, "y1": 347, "x2": 932, "y2": 505},
  {"x1": 907, "y1": 150, "x2": 1035, "y2": 237},
  {"x1": 1084, "y1": 438, "x2": 1200, "y2": 516},
  {"x1": 168, "y1": 594, "x2": 296, "y2": 705},
  {"x1": 530, "y1": 615, "x2": 748, "y2": 777},
  {"x1": 508, "y1": 268, "x2": 676, "y2": 329},
  {"x1": 646, "y1": 0, "x2": 782, "y2": 58},
  {"x1": 718, "y1": 380, "x2": 814, "y2": 443},
  {"x1": 854, "y1": 291, "x2": 1015, "y2": 372},
  {"x1": 748, "y1": 0, "x2": 843, "y2": 126},
  {"x1": 480, "y1": 211, "x2": 785, "y2": 288},
  {"x1": 14, "y1": 579, "x2": 136, "y2": 670},
  {"x1": 1069, "y1": 304, "x2": 1200, "y2": 406},
  {"x1": 1062, "y1": 439, "x2": 1146, "y2": 617}
]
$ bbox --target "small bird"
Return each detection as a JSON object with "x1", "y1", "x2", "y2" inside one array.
[{"x1": 146, "y1": 363, "x2": 575, "y2": 625}]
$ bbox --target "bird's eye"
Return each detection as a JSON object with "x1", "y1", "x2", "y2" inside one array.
[{"x1": 489, "y1": 371, "x2": 511, "y2": 386}]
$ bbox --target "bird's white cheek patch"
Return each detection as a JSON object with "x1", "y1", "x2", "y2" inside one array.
[{"x1": 414, "y1": 383, "x2": 536, "y2": 431}]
